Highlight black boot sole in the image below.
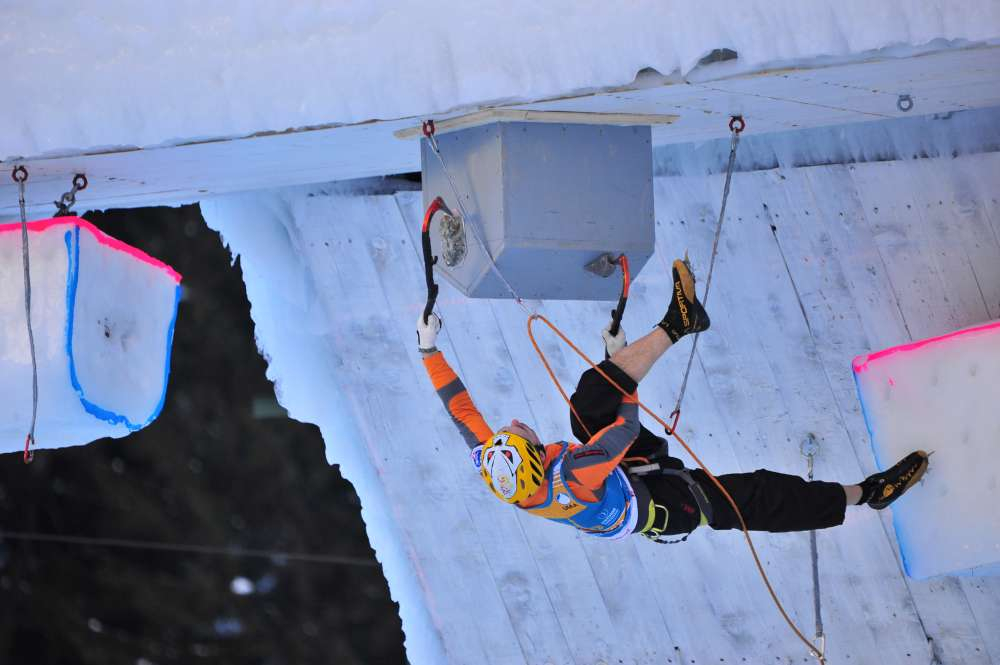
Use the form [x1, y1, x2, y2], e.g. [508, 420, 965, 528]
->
[868, 450, 929, 510]
[671, 259, 710, 335]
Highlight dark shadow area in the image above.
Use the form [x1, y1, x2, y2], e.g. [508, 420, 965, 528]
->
[0, 204, 406, 665]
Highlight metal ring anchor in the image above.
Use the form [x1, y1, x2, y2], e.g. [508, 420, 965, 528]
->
[12, 165, 28, 183]
[54, 173, 89, 217]
[897, 94, 914, 112]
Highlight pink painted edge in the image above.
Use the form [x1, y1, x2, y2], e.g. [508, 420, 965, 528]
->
[0, 216, 182, 284]
[852, 320, 1000, 374]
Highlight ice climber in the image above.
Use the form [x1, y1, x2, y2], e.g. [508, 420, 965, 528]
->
[417, 259, 930, 542]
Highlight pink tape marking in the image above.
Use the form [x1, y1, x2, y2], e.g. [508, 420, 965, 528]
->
[853, 320, 1000, 374]
[0, 216, 182, 283]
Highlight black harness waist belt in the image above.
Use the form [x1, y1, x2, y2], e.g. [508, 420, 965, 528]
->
[657, 468, 714, 525]
[628, 462, 715, 543]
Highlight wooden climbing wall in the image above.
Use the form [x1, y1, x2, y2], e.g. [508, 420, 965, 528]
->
[224, 151, 1000, 664]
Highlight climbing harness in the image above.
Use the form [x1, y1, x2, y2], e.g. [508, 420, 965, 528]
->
[11, 165, 38, 464]
[668, 115, 744, 436]
[629, 461, 714, 544]
[801, 434, 827, 664]
[54, 173, 88, 217]
[420, 113, 823, 662]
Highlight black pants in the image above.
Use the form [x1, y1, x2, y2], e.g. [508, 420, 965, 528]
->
[569, 360, 847, 535]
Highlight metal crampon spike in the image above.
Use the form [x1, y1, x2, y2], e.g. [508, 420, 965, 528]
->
[682, 251, 693, 274]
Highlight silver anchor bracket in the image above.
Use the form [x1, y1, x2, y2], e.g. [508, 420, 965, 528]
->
[584, 253, 618, 278]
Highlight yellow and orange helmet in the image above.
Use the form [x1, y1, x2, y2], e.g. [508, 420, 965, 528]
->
[480, 430, 545, 504]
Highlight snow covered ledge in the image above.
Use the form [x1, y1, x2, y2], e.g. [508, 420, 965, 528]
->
[200, 189, 447, 664]
[4, 5, 1000, 219]
[4, 2, 999, 158]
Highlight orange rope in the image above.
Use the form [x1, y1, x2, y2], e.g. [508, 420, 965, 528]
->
[526, 313, 825, 663]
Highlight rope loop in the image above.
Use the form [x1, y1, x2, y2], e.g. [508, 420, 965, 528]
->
[526, 313, 824, 661]
[422, 119, 436, 138]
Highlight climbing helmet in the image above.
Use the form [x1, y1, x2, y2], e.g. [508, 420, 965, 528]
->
[481, 430, 545, 504]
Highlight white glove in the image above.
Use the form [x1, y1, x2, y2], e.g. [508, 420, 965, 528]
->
[417, 312, 442, 352]
[602, 323, 627, 356]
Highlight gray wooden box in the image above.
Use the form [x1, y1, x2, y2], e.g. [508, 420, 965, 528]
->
[421, 122, 654, 300]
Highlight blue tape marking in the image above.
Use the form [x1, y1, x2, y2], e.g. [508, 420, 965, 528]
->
[896, 519, 915, 578]
[141, 284, 181, 428]
[853, 367, 918, 576]
[64, 228, 83, 394]
[64, 225, 180, 432]
[851, 369, 885, 471]
[64, 227, 130, 428]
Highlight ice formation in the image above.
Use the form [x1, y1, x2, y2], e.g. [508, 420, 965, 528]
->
[854, 321, 1000, 578]
[3, 1, 999, 158]
[0, 217, 181, 453]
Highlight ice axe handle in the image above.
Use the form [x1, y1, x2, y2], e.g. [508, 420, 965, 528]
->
[605, 255, 630, 358]
[421, 197, 449, 324]
[423, 283, 438, 325]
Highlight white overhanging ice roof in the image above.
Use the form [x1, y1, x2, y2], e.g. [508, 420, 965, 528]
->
[2, 1, 1000, 219]
[2, 1, 995, 158]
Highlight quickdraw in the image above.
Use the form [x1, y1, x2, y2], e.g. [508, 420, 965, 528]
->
[54, 173, 88, 217]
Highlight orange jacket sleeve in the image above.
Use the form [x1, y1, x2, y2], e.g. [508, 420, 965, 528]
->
[422, 351, 493, 450]
[560, 391, 640, 494]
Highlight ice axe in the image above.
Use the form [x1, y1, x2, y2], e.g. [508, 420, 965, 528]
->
[421, 196, 452, 324]
[585, 253, 631, 359]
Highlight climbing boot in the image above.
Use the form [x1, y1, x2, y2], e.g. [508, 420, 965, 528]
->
[859, 450, 929, 510]
[657, 259, 710, 343]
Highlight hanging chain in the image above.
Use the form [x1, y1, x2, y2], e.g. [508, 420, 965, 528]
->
[54, 173, 88, 217]
[12, 165, 39, 464]
[670, 116, 744, 425]
[421, 120, 535, 317]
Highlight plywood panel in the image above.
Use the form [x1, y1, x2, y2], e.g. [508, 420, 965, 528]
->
[221, 151, 1000, 664]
